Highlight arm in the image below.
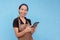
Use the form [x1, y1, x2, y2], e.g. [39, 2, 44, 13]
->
[14, 27, 27, 38]
[13, 18, 27, 37]
[14, 26, 32, 38]
[30, 27, 36, 34]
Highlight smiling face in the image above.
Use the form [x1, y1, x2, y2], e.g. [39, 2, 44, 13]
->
[19, 5, 28, 17]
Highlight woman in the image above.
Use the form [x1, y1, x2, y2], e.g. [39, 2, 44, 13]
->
[13, 4, 36, 40]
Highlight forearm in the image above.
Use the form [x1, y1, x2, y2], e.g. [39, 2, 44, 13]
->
[16, 30, 26, 38]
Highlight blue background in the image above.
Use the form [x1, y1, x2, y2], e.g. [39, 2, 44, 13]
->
[0, 0, 60, 40]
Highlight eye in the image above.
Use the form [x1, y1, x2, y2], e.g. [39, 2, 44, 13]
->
[20, 8, 27, 11]
[21, 9, 24, 10]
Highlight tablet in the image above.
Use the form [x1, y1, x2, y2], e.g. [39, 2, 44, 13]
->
[31, 22, 39, 27]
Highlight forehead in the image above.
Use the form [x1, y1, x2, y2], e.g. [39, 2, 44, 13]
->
[21, 5, 27, 9]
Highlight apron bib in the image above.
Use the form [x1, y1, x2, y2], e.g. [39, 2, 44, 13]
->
[18, 17, 33, 40]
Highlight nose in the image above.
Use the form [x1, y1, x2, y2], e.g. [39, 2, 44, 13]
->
[22, 10, 26, 13]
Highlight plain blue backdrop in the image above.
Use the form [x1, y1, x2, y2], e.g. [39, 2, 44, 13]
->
[0, 0, 60, 40]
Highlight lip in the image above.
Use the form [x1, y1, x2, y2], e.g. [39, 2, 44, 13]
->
[21, 12, 26, 14]
[21, 13, 26, 16]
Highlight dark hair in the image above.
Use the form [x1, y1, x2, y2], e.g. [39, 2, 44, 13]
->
[19, 3, 29, 11]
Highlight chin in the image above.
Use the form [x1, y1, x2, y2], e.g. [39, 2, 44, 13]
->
[22, 15, 25, 17]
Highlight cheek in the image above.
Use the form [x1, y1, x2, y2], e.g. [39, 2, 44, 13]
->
[20, 10, 27, 14]
[19, 9, 22, 12]
[19, 9, 28, 15]
[25, 11, 27, 14]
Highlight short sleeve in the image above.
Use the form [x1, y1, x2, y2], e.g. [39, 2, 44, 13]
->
[13, 18, 18, 28]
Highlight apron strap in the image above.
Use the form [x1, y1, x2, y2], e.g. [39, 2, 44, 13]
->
[18, 16, 30, 32]
[18, 16, 21, 32]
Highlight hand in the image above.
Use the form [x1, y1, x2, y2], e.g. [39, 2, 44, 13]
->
[24, 25, 32, 33]
[30, 27, 36, 34]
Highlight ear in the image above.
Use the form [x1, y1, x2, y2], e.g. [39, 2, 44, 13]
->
[18, 9, 20, 14]
[18, 9, 20, 12]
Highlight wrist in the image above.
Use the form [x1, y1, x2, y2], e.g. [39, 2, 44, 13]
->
[23, 29, 27, 33]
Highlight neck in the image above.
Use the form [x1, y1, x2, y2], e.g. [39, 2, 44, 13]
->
[19, 16, 25, 19]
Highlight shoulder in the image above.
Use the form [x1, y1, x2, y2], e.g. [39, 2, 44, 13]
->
[13, 17, 19, 27]
[25, 17, 31, 22]
[13, 17, 18, 25]
[27, 19, 31, 22]
[13, 17, 18, 22]
[25, 17, 31, 25]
